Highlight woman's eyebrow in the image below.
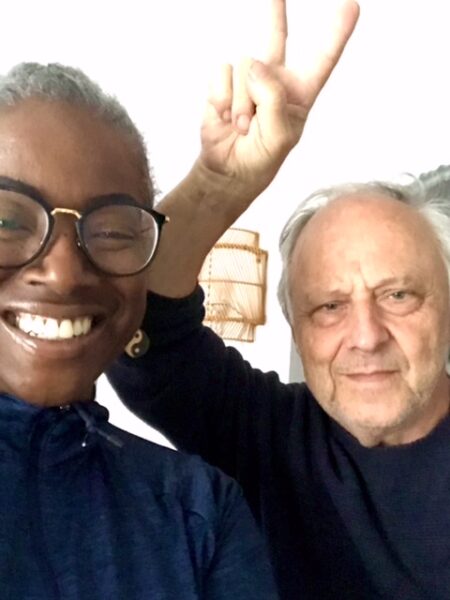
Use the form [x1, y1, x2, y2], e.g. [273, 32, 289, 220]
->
[0, 175, 44, 200]
[0, 179, 141, 210]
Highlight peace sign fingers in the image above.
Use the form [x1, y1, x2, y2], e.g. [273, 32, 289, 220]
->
[265, 0, 288, 66]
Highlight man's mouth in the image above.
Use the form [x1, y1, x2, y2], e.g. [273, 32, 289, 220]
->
[5, 312, 96, 340]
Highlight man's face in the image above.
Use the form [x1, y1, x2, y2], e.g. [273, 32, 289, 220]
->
[0, 99, 149, 407]
[290, 194, 450, 446]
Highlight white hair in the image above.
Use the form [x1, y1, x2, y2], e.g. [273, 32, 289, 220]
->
[277, 175, 450, 327]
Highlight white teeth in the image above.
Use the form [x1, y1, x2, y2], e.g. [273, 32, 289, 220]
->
[18, 313, 34, 335]
[44, 318, 59, 340]
[15, 313, 93, 340]
[81, 317, 91, 335]
[59, 319, 74, 339]
[73, 319, 84, 336]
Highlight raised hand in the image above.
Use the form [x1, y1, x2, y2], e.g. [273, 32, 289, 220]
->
[149, 0, 360, 298]
[200, 0, 360, 198]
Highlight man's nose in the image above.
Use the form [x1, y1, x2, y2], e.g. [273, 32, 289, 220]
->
[345, 300, 390, 352]
[21, 219, 99, 293]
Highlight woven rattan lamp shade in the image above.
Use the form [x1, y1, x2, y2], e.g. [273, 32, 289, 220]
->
[199, 228, 268, 342]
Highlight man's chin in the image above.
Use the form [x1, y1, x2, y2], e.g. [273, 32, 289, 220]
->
[331, 394, 415, 443]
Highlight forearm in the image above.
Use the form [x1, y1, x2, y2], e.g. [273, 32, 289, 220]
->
[108, 287, 262, 474]
[148, 159, 264, 298]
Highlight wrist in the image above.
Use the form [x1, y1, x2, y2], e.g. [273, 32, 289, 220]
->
[178, 158, 262, 220]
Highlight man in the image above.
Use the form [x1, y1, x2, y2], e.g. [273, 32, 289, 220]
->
[0, 62, 278, 599]
[107, 2, 450, 600]
[109, 181, 450, 600]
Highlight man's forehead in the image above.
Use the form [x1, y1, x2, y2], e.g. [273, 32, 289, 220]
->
[295, 193, 437, 254]
[303, 193, 414, 230]
[290, 193, 447, 295]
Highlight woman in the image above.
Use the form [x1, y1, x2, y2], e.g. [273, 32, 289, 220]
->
[0, 63, 277, 599]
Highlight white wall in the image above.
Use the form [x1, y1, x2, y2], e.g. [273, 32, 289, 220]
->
[2, 0, 450, 442]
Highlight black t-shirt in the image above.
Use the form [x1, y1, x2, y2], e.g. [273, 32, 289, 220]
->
[108, 286, 450, 600]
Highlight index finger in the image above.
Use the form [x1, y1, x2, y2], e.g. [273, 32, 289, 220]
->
[265, 0, 288, 65]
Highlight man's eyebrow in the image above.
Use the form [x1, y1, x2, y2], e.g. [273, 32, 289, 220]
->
[301, 289, 349, 305]
[372, 276, 415, 289]
[301, 277, 416, 304]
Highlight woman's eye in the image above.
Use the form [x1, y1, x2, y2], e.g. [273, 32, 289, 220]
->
[96, 230, 135, 240]
[0, 217, 32, 236]
[0, 218, 22, 230]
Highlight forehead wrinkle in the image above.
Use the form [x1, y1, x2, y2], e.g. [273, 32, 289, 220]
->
[300, 267, 412, 308]
[292, 194, 447, 290]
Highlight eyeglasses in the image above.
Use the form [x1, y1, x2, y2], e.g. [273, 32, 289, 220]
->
[0, 178, 168, 276]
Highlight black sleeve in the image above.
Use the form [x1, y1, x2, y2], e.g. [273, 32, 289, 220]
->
[106, 286, 296, 506]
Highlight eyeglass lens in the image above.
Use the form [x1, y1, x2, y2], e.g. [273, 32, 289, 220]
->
[80, 203, 158, 275]
[0, 189, 159, 275]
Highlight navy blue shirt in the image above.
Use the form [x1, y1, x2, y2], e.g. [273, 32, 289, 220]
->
[0, 393, 277, 599]
[108, 287, 450, 600]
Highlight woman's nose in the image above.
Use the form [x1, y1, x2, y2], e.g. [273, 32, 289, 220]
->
[21, 218, 99, 293]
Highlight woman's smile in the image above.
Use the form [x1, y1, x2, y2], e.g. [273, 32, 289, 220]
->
[0, 304, 109, 361]
[10, 312, 93, 340]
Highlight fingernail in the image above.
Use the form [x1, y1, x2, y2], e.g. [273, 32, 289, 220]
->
[249, 60, 265, 80]
[236, 114, 250, 132]
[222, 109, 231, 122]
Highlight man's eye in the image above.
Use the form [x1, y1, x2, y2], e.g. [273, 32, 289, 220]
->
[390, 290, 408, 301]
[311, 301, 346, 327]
[321, 302, 340, 311]
[381, 289, 421, 315]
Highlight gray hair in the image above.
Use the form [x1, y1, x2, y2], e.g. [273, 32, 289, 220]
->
[277, 175, 450, 325]
[0, 62, 154, 202]
[418, 164, 450, 200]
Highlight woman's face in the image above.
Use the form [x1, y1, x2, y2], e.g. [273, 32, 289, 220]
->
[0, 98, 150, 407]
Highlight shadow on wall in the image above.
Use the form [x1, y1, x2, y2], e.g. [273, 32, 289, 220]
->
[289, 340, 305, 383]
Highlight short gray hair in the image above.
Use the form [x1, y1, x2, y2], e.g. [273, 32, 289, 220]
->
[0, 62, 154, 202]
[277, 175, 450, 325]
